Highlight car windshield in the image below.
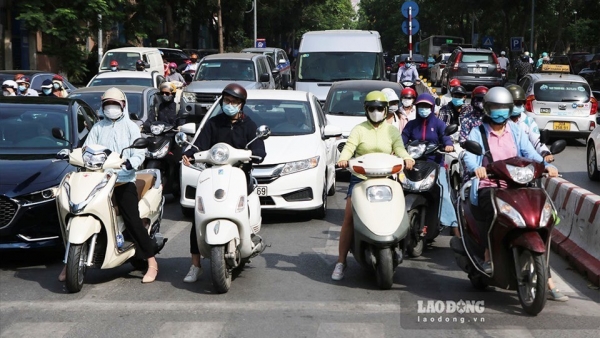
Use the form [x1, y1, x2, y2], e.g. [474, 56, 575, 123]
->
[0, 105, 72, 149]
[400, 54, 426, 62]
[534, 82, 591, 102]
[325, 88, 401, 116]
[196, 60, 256, 81]
[208, 99, 314, 136]
[89, 77, 153, 87]
[461, 53, 494, 63]
[100, 52, 142, 71]
[68, 92, 144, 118]
[297, 52, 383, 82]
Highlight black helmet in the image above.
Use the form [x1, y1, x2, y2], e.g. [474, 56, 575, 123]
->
[506, 84, 526, 102]
[221, 83, 248, 106]
[405, 56, 412, 62]
[451, 85, 467, 96]
[520, 54, 529, 62]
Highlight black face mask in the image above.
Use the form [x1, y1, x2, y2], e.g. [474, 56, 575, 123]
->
[190, 58, 197, 63]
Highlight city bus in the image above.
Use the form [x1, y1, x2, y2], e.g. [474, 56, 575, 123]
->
[419, 35, 465, 58]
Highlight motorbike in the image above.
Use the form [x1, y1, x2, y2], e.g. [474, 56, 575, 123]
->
[450, 139, 566, 316]
[401, 81, 417, 92]
[144, 120, 182, 197]
[182, 69, 196, 85]
[174, 125, 270, 293]
[399, 125, 458, 257]
[347, 153, 409, 290]
[500, 69, 508, 85]
[51, 128, 167, 293]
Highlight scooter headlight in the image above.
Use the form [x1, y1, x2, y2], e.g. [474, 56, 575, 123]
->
[150, 124, 166, 135]
[146, 141, 170, 159]
[407, 144, 426, 159]
[506, 164, 535, 184]
[366, 185, 393, 202]
[539, 198, 554, 227]
[82, 146, 109, 170]
[495, 198, 526, 228]
[399, 171, 436, 191]
[209, 144, 230, 164]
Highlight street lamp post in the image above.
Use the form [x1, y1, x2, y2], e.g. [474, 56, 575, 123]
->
[254, 0, 257, 47]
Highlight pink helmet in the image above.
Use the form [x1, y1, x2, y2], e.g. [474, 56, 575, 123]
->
[168, 62, 177, 68]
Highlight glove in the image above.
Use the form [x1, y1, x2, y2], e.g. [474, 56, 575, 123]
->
[123, 160, 133, 170]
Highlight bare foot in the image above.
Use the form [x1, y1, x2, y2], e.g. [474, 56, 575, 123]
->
[58, 265, 67, 282]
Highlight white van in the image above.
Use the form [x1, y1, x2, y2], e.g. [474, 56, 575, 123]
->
[98, 47, 164, 74]
[293, 30, 386, 103]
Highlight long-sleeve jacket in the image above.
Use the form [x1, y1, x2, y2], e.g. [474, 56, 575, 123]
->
[402, 113, 452, 165]
[396, 65, 419, 83]
[143, 99, 179, 132]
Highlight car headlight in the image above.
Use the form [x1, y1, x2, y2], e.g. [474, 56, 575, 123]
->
[209, 144, 230, 164]
[20, 186, 59, 204]
[399, 171, 436, 191]
[182, 91, 196, 103]
[82, 149, 108, 170]
[280, 156, 320, 175]
[146, 141, 170, 159]
[407, 144, 426, 159]
[539, 198, 554, 227]
[151, 124, 165, 135]
[366, 185, 392, 202]
[506, 164, 535, 184]
[496, 198, 526, 228]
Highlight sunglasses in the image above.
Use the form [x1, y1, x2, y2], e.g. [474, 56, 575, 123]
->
[367, 106, 385, 113]
[161, 92, 172, 96]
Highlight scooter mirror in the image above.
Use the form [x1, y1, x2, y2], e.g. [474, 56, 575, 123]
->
[435, 97, 441, 106]
[464, 140, 484, 155]
[445, 124, 459, 136]
[256, 125, 271, 139]
[52, 127, 66, 140]
[175, 132, 188, 147]
[549, 139, 567, 155]
[130, 138, 149, 149]
[409, 139, 420, 147]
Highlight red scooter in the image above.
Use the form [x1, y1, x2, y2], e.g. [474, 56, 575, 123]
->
[450, 139, 566, 316]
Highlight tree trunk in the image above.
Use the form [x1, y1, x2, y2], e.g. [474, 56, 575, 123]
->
[165, 4, 175, 48]
[218, 0, 224, 53]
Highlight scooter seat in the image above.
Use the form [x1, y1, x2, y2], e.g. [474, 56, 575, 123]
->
[135, 173, 156, 201]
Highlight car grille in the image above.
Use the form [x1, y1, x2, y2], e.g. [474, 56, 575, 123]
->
[259, 196, 275, 206]
[282, 188, 313, 202]
[0, 196, 18, 228]
[337, 142, 346, 153]
[195, 93, 220, 103]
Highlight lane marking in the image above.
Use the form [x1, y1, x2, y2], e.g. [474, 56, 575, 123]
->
[317, 323, 385, 338]
[155, 322, 224, 338]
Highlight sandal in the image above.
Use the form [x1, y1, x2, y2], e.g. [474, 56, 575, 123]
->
[142, 265, 158, 283]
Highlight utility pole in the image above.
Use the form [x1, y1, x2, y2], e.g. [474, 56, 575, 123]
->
[218, 0, 224, 53]
[530, 0, 534, 54]
[254, 0, 257, 47]
[98, 14, 103, 63]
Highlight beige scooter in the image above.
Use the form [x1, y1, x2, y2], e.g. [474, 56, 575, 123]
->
[53, 129, 167, 293]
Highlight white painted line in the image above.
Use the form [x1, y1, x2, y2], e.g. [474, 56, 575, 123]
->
[312, 226, 340, 265]
[317, 323, 385, 338]
[0, 322, 76, 338]
[155, 322, 224, 338]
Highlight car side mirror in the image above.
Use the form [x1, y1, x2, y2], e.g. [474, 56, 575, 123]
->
[144, 62, 150, 68]
[445, 124, 458, 136]
[464, 140, 484, 156]
[259, 73, 270, 82]
[323, 125, 342, 139]
[52, 127, 66, 140]
[271, 68, 280, 76]
[549, 139, 567, 155]
[129, 112, 140, 120]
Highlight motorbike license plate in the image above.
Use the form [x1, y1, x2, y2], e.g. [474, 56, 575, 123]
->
[470, 68, 485, 74]
[553, 122, 570, 131]
[256, 186, 268, 196]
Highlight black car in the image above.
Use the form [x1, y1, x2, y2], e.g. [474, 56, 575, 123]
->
[159, 48, 190, 69]
[391, 53, 429, 79]
[0, 70, 78, 95]
[440, 47, 503, 93]
[0, 97, 98, 250]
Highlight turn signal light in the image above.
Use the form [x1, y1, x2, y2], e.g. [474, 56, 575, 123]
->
[352, 166, 366, 175]
[391, 164, 404, 174]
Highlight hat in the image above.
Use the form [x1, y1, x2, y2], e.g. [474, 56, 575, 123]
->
[169, 62, 177, 68]
[15, 77, 30, 84]
[41, 79, 53, 88]
[415, 93, 435, 106]
[2, 80, 17, 89]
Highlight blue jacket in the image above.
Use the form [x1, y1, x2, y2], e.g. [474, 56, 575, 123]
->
[402, 113, 452, 165]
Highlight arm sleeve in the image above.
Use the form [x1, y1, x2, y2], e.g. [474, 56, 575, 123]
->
[126, 124, 145, 169]
[515, 123, 546, 165]
[401, 122, 410, 145]
[526, 117, 551, 155]
[183, 119, 213, 157]
[396, 69, 403, 83]
[392, 131, 411, 160]
[458, 117, 470, 145]
[339, 127, 360, 161]
[440, 123, 453, 146]
[464, 127, 483, 173]
[83, 125, 100, 146]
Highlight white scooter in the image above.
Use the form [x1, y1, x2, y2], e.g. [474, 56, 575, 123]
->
[347, 153, 410, 290]
[444, 131, 464, 206]
[174, 125, 270, 293]
[52, 128, 167, 293]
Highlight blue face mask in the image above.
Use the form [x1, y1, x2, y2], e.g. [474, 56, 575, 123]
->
[222, 103, 240, 116]
[489, 108, 510, 124]
[451, 97, 464, 106]
[417, 107, 432, 118]
[42, 88, 52, 95]
[511, 105, 524, 117]
[406, 63, 412, 68]
[18, 85, 26, 92]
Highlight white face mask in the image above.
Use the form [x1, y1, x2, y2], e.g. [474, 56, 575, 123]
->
[103, 104, 123, 120]
[368, 110, 385, 123]
[402, 99, 414, 107]
[388, 105, 399, 113]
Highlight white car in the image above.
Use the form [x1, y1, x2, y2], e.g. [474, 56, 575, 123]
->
[429, 53, 451, 86]
[179, 90, 342, 218]
[87, 70, 165, 88]
[587, 122, 600, 180]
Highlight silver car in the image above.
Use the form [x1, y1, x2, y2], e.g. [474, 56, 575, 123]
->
[519, 69, 597, 139]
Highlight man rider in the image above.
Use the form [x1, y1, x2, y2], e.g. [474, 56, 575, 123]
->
[516, 53, 533, 83]
[135, 60, 147, 71]
[439, 85, 471, 126]
[15, 77, 38, 96]
[58, 87, 160, 284]
[396, 56, 420, 85]
[181, 83, 267, 283]
[40, 79, 54, 96]
[497, 51, 510, 72]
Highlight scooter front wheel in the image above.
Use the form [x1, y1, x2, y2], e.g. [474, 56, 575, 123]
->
[375, 248, 394, 290]
[406, 209, 423, 258]
[66, 242, 88, 293]
[515, 250, 547, 316]
[211, 245, 232, 294]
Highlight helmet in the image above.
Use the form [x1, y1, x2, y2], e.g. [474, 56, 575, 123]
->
[381, 88, 399, 102]
[449, 78, 460, 87]
[506, 84, 526, 102]
[521, 54, 529, 61]
[2, 80, 17, 89]
[524, 51, 530, 56]
[451, 85, 467, 96]
[500, 51, 506, 56]
[168, 62, 177, 68]
[414, 93, 435, 106]
[110, 60, 118, 67]
[160, 82, 177, 93]
[101, 87, 126, 110]
[400, 87, 416, 98]
[221, 83, 248, 106]
[542, 52, 548, 57]
[15, 77, 30, 85]
[471, 86, 489, 99]
[483, 87, 514, 119]
[405, 56, 412, 62]
[364, 91, 388, 107]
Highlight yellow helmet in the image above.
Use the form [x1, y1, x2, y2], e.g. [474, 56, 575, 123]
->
[364, 90, 388, 107]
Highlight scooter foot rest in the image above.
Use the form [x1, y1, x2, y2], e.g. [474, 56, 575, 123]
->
[118, 241, 135, 253]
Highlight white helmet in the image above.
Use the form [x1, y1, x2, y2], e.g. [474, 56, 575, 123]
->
[101, 87, 126, 120]
[381, 88, 400, 102]
[500, 51, 506, 56]
[2, 80, 17, 89]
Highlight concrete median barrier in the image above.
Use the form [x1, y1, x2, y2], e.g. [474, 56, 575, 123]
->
[416, 77, 436, 96]
[543, 177, 600, 286]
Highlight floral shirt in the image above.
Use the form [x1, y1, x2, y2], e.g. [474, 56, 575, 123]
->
[438, 103, 473, 126]
[458, 109, 484, 145]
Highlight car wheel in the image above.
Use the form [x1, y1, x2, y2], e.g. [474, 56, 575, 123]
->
[588, 142, 600, 181]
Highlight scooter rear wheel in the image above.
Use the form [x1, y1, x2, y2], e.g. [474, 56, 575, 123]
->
[211, 245, 232, 294]
[516, 250, 547, 316]
[406, 209, 423, 258]
[66, 242, 88, 293]
[375, 248, 394, 290]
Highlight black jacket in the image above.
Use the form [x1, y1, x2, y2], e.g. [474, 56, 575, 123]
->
[184, 113, 266, 164]
[144, 100, 178, 132]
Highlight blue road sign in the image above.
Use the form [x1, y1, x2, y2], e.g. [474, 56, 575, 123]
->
[256, 38, 266, 48]
[401, 19, 420, 35]
[482, 36, 494, 48]
[401, 1, 420, 18]
[510, 37, 524, 52]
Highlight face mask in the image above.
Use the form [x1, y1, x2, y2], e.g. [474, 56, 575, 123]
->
[191, 59, 198, 63]
[405, 63, 412, 68]
[18, 85, 26, 92]
[111, 67, 117, 71]
[42, 88, 52, 95]
[451, 97, 464, 106]
[417, 107, 432, 118]
[222, 103, 240, 116]
[401, 99, 413, 107]
[473, 100, 484, 111]
[368, 110, 385, 123]
[103, 104, 123, 120]
[53, 83, 61, 90]
[489, 108, 510, 124]
[511, 105, 525, 117]
[162, 94, 173, 102]
[388, 105, 399, 113]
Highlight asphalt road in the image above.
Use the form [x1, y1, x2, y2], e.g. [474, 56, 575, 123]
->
[1, 188, 599, 338]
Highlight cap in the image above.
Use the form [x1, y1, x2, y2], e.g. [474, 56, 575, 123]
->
[415, 93, 435, 106]
[41, 79, 53, 88]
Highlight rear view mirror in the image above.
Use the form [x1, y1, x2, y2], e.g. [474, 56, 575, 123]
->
[259, 73, 270, 82]
[549, 139, 567, 155]
[435, 97, 441, 106]
[175, 132, 188, 147]
[256, 125, 271, 139]
[130, 138, 149, 149]
[445, 124, 458, 136]
[464, 140, 483, 156]
[179, 122, 196, 135]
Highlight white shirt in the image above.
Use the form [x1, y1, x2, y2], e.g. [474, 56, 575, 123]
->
[498, 56, 509, 70]
[184, 63, 199, 73]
